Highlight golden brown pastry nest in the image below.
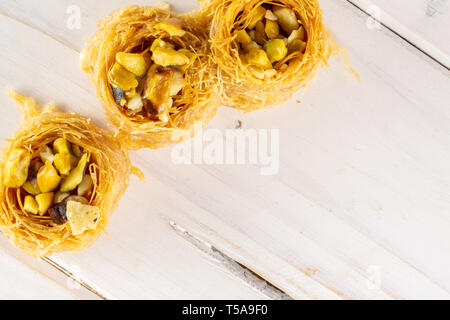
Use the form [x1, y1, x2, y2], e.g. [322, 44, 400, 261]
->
[80, 5, 220, 150]
[0, 90, 134, 257]
[197, 0, 358, 112]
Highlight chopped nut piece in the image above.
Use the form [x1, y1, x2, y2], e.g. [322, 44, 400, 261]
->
[235, 30, 252, 44]
[272, 6, 300, 34]
[127, 92, 144, 113]
[242, 41, 261, 52]
[126, 87, 136, 99]
[53, 138, 71, 155]
[39, 145, 55, 164]
[77, 174, 93, 197]
[66, 201, 100, 235]
[288, 38, 306, 53]
[150, 39, 174, 52]
[265, 20, 280, 39]
[170, 70, 185, 96]
[143, 66, 172, 114]
[24, 195, 39, 215]
[264, 39, 288, 63]
[155, 22, 186, 37]
[37, 161, 61, 193]
[108, 62, 138, 91]
[36, 192, 54, 216]
[54, 153, 72, 176]
[254, 21, 267, 45]
[23, 178, 41, 195]
[64, 195, 88, 205]
[54, 191, 70, 204]
[49, 203, 67, 225]
[116, 52, 149, 76]
[288, 26, 306, 43]
[246, 48, 272, 70]
[53, 139, 78, 168]
[151, 47, 190, 67]
[248, 6, 266, 29]
[265, 10, 278, 21]
[3, 148, 31, 188]
[112, 86, 126, 107]
[177, 49, 197, 73]
[60, 153, 89, 192]
[247, 65, 265, 79]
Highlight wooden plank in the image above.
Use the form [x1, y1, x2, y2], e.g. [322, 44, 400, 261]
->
[0, 0, 449, 299]
[348, 0, 450, 68]
[0, 0, 198, 52]
[0, 236, 99, 299]
[0, 250, 71, 299]
[0, 12, 268, 300]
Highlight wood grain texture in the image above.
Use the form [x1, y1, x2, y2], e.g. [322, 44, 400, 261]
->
[348, 0, 450, 67]
[0, 236, 99, 299]
[0, 10, 267, 300]
[0, 0, 449, 299]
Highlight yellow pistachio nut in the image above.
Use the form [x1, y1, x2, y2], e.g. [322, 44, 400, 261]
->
[265, 20, 280, 39]
[116, 52, 149, 77]
[150, 39, 174, 52]
[108, 62, 139, 91]
[53, 138, 71, 155]
[169, 70, 185, 96]
[54, 190, 70, 204]
[23, 195, 39, 215]
[288, 26, 306, 43]
[248, 6, 266, 29]
[177, 49, 197, 73]
[254, 21, 267, 45]
[3, 148, 31, 188]
[235, 30, 252, 44]
[37, 161, 61, 193]
[54, 153, 72, 176]
[246, 48, 272, 70]
[22, 179, 41, 195]
[39, 145, 55, 164]
[264, 39, 288, 63]
[272, 6, 300, 34]
[60, 153, 89, 193]
[36, 192, 54, 216]
[288, 38, 307, 54]
[143, 66, 172, 114]
[151, 47, 190, 67]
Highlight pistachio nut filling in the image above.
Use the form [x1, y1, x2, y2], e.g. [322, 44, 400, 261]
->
[233, 3, 307, 79]
[3, 138, 99, 235]
[107, 22, 196, 123]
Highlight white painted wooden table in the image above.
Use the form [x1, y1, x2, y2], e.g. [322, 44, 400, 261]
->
[0, 0, 449, 300]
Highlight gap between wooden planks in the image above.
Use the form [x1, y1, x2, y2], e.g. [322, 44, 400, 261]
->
[347, 0, 450, 69]
[0, 236, 100, 299]
[0, 0, 449, 299]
